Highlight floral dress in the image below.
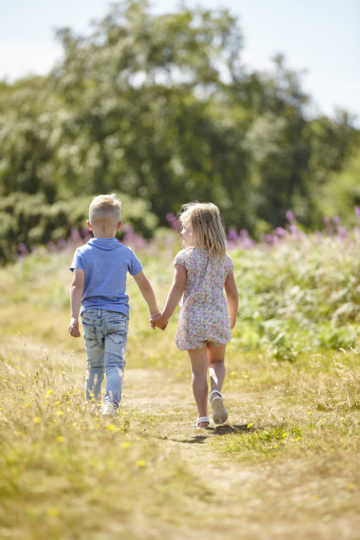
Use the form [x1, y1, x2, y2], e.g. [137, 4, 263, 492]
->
[174, 246, 234, 350]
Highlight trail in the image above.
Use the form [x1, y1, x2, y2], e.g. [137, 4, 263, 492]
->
[121, 368, 359, 540]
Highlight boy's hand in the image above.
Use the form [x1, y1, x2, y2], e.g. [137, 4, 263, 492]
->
[69, 317, 81, 337]
[150, 313, 168, 331]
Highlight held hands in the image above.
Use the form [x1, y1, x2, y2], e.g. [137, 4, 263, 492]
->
[68, 317, 81, 337]
[150, 313, 168, 331]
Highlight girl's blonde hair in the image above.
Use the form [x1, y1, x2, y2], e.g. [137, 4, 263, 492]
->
[179, 201, 226, 258]
[89, 194, 121, 225]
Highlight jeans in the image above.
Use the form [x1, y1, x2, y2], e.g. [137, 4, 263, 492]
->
[81, 309, 128, 408]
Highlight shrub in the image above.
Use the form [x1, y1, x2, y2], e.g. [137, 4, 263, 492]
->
[0, 192, 158, 263]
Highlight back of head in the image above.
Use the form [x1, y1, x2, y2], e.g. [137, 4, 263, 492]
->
[89, 194, 121, 228]
[179, 201, 226, 257]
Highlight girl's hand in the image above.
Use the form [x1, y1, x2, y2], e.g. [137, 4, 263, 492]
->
[150, 313, 168, 330]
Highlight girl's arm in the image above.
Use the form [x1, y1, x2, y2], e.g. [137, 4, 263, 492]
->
[224, 271, 238, 329]
[69, 268, 85, 337]
[153, 264, 186, 328]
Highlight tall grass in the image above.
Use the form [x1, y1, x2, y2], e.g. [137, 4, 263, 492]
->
[0, 236, 359, 538]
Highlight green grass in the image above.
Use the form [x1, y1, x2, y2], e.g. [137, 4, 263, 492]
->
[0, 246, 359, 539]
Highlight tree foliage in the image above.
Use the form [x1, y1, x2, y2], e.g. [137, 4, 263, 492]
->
[0, 0, 359, 256]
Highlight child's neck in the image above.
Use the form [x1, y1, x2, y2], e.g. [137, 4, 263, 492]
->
[92, 227, 117, 239]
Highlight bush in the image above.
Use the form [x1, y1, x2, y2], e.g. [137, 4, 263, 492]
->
[0, 192, 158, 263]
[231, 234, 360, 359]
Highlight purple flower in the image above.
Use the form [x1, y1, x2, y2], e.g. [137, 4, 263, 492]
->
[337, 226, 348, 238]
[17, 243, 28, 254]
[47, 241, 57, 252]
[285, 210, 295, 223]
[69, 227, 81, 243]
[274, 227, 287, 238]
[227, 228, 238, 241]
[57, 238, 66, 249]
[166, 212, 181, 231]
[122, 225, 147, 249]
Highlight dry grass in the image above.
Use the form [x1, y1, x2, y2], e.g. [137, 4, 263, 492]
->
[0, 250, 359, 539]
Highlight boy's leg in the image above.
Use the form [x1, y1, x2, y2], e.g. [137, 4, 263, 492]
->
[82, 318, 105, 403]
[207, 344, 226, 393]
[188, 347, 209, 425]
[104, 313, 128, 409]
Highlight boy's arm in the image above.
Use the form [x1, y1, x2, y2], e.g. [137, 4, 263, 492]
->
[69, 268, 85, 337]
[133, 270, 161, 319]
[152, 264, 186, 328]
[224, 271, 238, 329]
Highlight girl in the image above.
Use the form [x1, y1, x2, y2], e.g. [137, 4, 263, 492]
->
[152, 202, 238, 429]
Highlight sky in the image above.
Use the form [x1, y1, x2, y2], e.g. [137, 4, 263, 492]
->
[1, 0, 359, 124]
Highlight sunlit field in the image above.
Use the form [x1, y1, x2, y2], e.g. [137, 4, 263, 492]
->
[1, 232, 359, 539]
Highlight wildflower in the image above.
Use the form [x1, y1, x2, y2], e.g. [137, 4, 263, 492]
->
[56, 436, 65, 443]
[33, 417, 41, 424]
[282, 433, 288, 438]
[106, 424, 116, 431]
[136, 460, 147, 467]
[247, 423, 253, 429]
[121, 442, 131, 449]
[55, 411, 64, 416]
[48, 507, 59, 517]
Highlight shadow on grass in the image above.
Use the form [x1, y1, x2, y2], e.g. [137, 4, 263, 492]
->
[214, 424, 251, 435]
[160, 424, 253, 445]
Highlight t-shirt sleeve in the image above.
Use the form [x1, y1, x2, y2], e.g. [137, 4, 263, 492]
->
[69, 249, 84, 272]
[128, 250, 143, 276]
[174, 250, 187, 267]
[225, 255, 234, 275]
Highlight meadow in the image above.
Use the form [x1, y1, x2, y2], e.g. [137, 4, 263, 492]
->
[0, 227, 359, 539]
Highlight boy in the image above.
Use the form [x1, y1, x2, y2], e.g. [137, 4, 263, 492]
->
[68, 194, 160, 416]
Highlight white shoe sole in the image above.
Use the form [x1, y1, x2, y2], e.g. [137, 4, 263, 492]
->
[211, 396, 228, 424]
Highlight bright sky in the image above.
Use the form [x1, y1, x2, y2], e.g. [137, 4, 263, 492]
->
[1, 0, 359, 124]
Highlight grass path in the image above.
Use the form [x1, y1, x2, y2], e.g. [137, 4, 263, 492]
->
[120, 365, 360, 540]
[0, 252, 359, 538]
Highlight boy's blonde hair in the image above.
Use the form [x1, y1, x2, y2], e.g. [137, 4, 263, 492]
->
[179, 201, 226, 258]
[89, 194, 121, 226]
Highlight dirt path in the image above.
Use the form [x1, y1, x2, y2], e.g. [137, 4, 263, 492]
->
[121, 368, 360, 540]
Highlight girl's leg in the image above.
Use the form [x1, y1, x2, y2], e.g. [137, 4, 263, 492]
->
[188, 347, 209, 425]
[207, 344, 226, 393]
[207, 344, 228, 424]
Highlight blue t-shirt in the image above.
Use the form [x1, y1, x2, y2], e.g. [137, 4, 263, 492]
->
[70, 238, 142, 317]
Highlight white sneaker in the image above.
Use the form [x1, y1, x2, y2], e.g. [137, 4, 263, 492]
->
[101, 402, 117, 416]
[209, 390, 228, 424]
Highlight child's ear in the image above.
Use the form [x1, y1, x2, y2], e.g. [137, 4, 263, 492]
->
[87, 220, 93, 231]
[116, 221, 122, 232]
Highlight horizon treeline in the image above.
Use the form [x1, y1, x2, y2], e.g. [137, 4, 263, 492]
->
[0, 0, 360, 261]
